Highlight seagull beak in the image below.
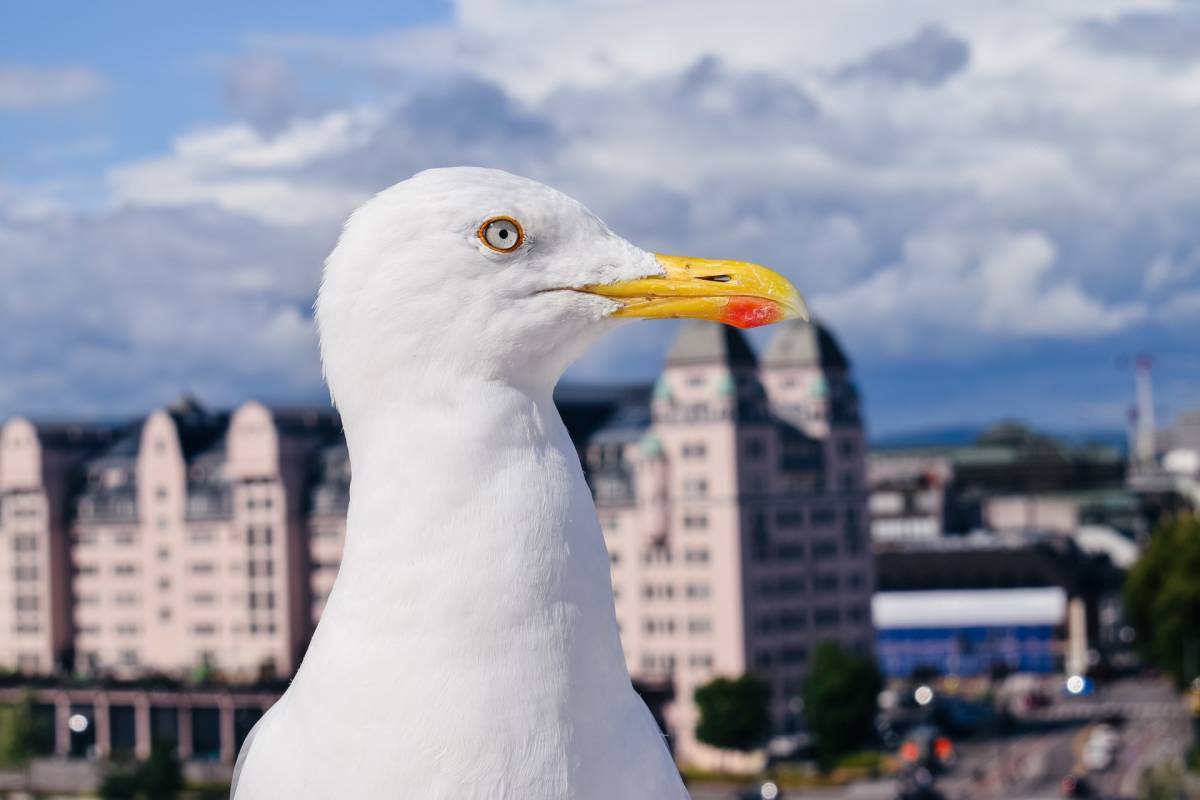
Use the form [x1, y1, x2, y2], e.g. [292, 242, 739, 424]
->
[581, 254, 808, 329]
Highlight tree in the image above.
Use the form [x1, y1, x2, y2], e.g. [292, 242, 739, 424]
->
[0, 694, 41, 768]
[801, 642, 883, 771]
[99, 741, 184, 799]
[693, 674, 771, 754]
[1124, 514, 1200, 688]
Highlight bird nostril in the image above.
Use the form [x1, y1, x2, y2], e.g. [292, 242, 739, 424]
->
[699, 275, 733, 283]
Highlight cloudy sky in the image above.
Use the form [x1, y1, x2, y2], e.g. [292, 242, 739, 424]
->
[3, 0, 1198, 436]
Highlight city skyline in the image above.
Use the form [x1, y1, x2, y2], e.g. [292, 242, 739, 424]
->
[3, 1, 1200, 435]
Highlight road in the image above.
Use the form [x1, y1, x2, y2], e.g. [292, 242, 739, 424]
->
[689, 677, 1193, 800]
[940, 677, 1192, 799]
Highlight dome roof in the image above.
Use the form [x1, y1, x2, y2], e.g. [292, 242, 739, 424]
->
[665, 321, 757, 368]
[762, 320, 849, 370]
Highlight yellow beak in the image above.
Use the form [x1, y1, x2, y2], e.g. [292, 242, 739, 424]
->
[581, 254, 808, 329]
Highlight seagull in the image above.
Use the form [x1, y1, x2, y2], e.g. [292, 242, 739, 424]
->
[231, 167, 806, 799]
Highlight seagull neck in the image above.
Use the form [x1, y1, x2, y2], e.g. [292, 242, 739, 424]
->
[307, 373, 627, 692]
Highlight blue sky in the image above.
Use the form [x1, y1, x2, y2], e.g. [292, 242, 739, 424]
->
[2, 0, 1198, 437]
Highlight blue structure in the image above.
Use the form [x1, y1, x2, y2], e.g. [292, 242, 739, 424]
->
[873, 588, 1067, 678]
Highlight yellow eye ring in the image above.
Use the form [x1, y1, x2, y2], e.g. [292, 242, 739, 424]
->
[478, 216, 525, 253]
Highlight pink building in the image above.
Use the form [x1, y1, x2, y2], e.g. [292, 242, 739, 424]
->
[66, 398, 340, 681]
[0, 419, 118, 674]
[0, 320, 873, 768]
[586, 320, 875, 765]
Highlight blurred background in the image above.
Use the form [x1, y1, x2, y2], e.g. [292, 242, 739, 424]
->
[1, 1, 1198, 798]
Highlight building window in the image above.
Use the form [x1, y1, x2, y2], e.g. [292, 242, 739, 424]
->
[685, 583, 711, 599]
[814, 607, 841, 628]
[14, 596, 38, 611]
[815, 573, 840, 592]
[13, 535, 38, 552]
[684, 548, 710, 564]
[114, 563, 138, 577]
[681, 442, 707, 459]
[120, 650, 139, 667]
[745, 438, 764, 460]
[115, 623, 139, 636]
[688, 653, 714, 670]
[682, 478, 708, 498]
[812, 540, 838, 560]
[189, 562, 215, 575]
[114, 594, 139, 606]
[811, 506, 837, 525]
[751, 512, 769, 561]
[688, 618, 712, 635]
[782, 646, 807, 665]
[15, 565, 40, 581]
[777, 543, 805, 561]
[683, 514, 708, 530]
[193, 623, 217, 636]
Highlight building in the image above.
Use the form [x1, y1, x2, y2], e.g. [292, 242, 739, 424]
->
[874, 586, 1067, 678]
[868, 423, 1130, 540]
[0, 398, 343, 682]
[873, 531, 1126, 678]
[0, 419, 118, 673]
[0, 319, 874, 768]
[583, 320, 875, 764]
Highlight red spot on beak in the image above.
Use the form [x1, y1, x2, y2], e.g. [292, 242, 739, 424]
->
[720, 297, 783, 329]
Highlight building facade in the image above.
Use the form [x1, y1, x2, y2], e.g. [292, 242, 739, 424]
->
[585, 320, 875, 764]
[0, 320, 874, 767]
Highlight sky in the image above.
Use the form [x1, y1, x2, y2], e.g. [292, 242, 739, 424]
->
[2, 0, 1198, 437]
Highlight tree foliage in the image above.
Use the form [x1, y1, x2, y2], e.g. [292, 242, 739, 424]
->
[801, 642, 883, 770]
[99, 741, 184, 799]
[1124, 514, 1200, 688]
[693, 674, 772, 753]
[0, 694, 42, 768]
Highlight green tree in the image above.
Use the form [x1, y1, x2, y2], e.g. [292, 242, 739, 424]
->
[99, 741, 184, 799]
[693, 674, 772, 753]
[0, 694, 41, 768]
[1124, 514, 1200, 688]
[801, 642, 883, 771]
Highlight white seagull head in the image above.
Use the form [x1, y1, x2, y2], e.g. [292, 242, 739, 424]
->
[316, 167, 807, 409]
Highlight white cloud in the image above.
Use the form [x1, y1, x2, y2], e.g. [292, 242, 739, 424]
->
[4, 0, 1199, 422]
[0, 64, 107, 110]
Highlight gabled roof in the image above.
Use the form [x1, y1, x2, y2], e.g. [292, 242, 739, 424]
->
[762, 319, 849, 370]
[665, 321, 757, 368]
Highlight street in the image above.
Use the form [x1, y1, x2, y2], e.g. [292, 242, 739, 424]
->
[689, 677, 1193, 800]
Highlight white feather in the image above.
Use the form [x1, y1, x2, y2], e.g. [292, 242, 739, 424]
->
[232, 168, 686, 799]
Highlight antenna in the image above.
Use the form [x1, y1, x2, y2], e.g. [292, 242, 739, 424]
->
[1134, 354, 1155, 468]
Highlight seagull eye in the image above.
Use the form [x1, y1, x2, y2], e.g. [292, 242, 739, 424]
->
[478, 216, 524, 253]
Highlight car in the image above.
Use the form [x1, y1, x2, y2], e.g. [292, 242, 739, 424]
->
[1081, 740, 1113, 772]
[1061, 773, 1094, 797]
[1088, 724, 1120, 750]
[737, 780, 781, 800]
[897, 725, 955, 772]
